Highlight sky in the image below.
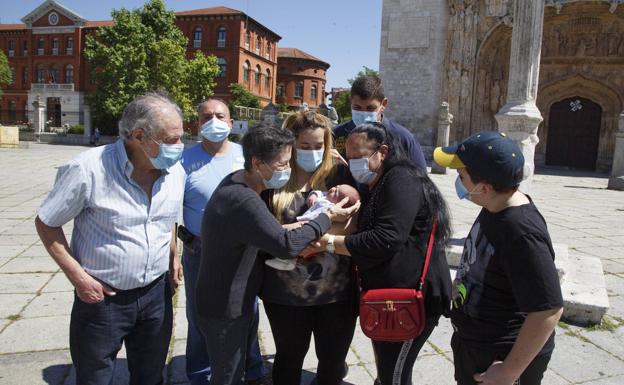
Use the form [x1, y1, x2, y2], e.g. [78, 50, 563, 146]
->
[1, 0, 383, 90]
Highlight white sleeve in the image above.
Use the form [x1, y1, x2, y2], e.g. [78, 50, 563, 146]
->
[37, 161, 89, 227]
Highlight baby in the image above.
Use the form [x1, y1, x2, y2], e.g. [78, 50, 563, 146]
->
[265, 184, 360, 271]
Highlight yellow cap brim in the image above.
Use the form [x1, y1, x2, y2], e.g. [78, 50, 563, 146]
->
[433, 147, 466, 169]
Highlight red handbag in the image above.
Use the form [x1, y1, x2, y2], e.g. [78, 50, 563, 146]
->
[359, 219, 437, 342]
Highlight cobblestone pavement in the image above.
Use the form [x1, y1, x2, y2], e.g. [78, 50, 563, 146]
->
[0, 143, 623, 384]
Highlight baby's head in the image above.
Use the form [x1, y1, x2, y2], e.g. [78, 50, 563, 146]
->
[327, 184, 360, 206]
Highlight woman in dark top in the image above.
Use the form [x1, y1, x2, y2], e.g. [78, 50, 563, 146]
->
[196, 125, 357, 385]
[260, 112, 358, 385]
[308, 122, 453, 385]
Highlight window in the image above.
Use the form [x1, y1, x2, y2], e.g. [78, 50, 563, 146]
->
[36, 64, 45, 83]
[38, 38, 45, 55]
[193, 27, 202, 48]
[311, 84, 318, 101]
[65, 64, 74, 83]
[52, 38, 59, 55]
[50, 64, 59, 83]
[8, 101, 16, 122]
[24, 103, 28, 121]
[295, 81, 303, 98]
[245, 31, 250, 49]
[254, 65, 261, 85]
[217, 58, 226, 78]
[265, 42, 271, 59]
[243, 61, 250, 82]
[9, 68, 15, 85]
[255, 36, 261, 54]
[8, 40, 15, 57]
[276, 83, 284, 97]
[22, 67, 28, 86]
[23, 40, 28, 56]
[217, 27, 226, 48]
[264, 69, 271, 90]
[66, 37, 73, 55]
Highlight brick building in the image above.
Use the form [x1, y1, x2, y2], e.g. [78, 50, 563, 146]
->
[0, 0, 281, 132]
[276, 48, 329, 110]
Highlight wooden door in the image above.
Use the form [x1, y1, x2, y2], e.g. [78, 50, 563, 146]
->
[546, 96, 601, 169]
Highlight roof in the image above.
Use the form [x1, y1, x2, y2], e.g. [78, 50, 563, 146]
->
[175, 6, 242, 16]
[83, 20, 115, 28]
[21, 0, 87, 27]
[278, 48, 330, 68]
[0, 24, 27, 31]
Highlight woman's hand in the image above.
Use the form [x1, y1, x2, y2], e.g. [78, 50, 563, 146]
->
[326, 197, 360, 223]
[282, 221, 307, 230]
[300, 236, 327, 258]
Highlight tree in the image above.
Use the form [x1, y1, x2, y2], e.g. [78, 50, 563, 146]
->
[347, 66, 380, 85]
[333, 91, 351, 123]
[228, 83, 260, 118]
[0, 51, 11, 99]
[84, 0, 220, 132]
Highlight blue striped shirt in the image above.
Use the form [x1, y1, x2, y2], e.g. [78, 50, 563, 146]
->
[37, 139, 185, 290]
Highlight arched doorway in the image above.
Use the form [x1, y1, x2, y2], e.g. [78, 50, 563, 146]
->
[546, 96, 601, 169]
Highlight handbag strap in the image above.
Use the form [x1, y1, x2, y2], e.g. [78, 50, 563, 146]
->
[418, 217, 438, 291]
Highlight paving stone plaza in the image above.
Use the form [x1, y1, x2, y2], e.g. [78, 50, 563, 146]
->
[0, 143, 623, 385]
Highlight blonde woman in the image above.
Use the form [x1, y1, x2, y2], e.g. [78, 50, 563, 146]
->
[260, 112, 357, 385]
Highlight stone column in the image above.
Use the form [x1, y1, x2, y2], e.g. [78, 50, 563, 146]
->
[494, 1, 545, 193]
[32, 94, 45, 142]
[608, 112, 624, 190]
[432, 102, 454, 174]
[83, 105, 92, 138]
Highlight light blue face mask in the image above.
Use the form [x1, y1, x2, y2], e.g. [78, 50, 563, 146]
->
[259, 163, 291, 189]
[200, 117, 231, 142]
[147, 138, 184, 169]
[351, 110, 379, 126]
[296, 148, 324, 173]
[349, 153, 377, 184]
[454, 175, 482, 200]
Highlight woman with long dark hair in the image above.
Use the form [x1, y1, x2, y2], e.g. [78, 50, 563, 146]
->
[307, 122, 453, 385]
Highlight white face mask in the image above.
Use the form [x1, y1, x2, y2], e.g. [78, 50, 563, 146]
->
[349, 151, 378, 184]
[200, 117, 231, 142]
[351, 110, 378, 126]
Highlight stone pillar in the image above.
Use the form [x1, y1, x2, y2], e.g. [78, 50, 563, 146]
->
[83, 105, 92, 138]
[32, 94, 45, 142]
[608, 112, 624, 190]
[432, 102, 454, 174]
[494, 1, 545, 193]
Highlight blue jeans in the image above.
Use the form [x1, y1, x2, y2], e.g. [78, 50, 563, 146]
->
[183, 239, 265, 384]
[69, 274, 172, 385]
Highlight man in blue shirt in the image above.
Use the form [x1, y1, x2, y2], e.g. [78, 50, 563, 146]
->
[180, 98, 265, 385]
[333, 75, 428, 171]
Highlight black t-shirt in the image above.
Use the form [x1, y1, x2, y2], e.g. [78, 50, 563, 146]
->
[450, 199, 563, 354]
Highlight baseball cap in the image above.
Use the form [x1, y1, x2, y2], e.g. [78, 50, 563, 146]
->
[433, 131, 524, 187]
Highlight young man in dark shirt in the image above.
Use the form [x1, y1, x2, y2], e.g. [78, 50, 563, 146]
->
[333, 75, 427, 171]
[434, 131, 564, 385]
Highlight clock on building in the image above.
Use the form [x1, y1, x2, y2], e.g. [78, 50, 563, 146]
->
[48, 12, 59, 26]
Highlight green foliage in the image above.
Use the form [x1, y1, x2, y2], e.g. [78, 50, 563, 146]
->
[276, 103, 290, 113]
[333, 91, 351, 122]
[84, 0, 219, 132]
[228, 83, 261, 116]
[68, 124, 84, 134]
[0, 51, 11, 99]
[347, 66, 380, 85]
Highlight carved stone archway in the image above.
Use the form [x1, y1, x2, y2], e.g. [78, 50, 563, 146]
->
[537, 75, 623, 171]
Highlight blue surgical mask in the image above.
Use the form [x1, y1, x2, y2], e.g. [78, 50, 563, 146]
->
[454, 175, 482, 200]
[147, 139, 184, 169]
[349, 153, 378, 184]
[259, 163, 291, 189]
[296, 149, 324, 172]
[351, 110, 379, 126]
[200, 117, 231, 142]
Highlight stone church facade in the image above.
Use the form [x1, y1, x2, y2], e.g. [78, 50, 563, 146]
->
[380, 0, 624, 172]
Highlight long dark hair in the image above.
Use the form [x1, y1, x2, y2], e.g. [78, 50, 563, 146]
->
[348, 122, 452, 244]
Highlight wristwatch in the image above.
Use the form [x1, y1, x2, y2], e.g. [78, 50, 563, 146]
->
[326, 235, 336, 253]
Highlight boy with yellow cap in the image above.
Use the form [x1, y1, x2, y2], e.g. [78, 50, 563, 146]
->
[434, 131, 563, 385]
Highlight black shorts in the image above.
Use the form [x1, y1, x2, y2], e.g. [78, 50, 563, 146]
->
[451, 333, 551, 385]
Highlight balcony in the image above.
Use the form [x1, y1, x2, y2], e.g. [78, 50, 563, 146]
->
[31, 83, 75, 92]
[217, 39, 225, 48]
[193, 40, 201, 48]
[66, 48, 73, 55]
[52, 48, 59, 55]
[8, 50, 15, 57]
[23, 50, 28, 56]
[37, 48, 44, 56]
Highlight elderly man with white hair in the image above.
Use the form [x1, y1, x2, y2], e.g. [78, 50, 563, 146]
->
[35, 92, 185, 385]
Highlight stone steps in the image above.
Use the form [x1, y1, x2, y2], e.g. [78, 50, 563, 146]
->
[445, 240, 609, 326]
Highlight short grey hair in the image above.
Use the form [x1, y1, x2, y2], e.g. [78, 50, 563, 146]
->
[118, 92, 183, 139]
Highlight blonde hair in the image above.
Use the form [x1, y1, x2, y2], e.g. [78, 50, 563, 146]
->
[272, 111, 335, 223]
